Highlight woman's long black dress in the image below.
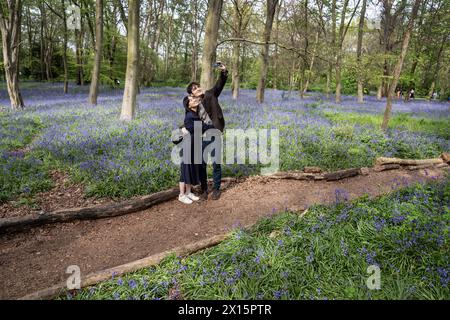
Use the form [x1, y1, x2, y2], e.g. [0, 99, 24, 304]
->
[179, 109, 214, 185]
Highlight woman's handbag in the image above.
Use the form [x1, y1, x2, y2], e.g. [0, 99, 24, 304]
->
[171, 127, 188, 145]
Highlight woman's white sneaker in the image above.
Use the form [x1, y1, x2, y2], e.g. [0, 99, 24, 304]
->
[178, 194, 193, 204]
[186, 193, 200, 201]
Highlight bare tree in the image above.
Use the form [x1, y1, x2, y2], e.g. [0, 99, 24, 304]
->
[229, 0, 253, 100]
[0, 0, 25, 109]
[381, 0, 421, 130]
[200, 0, 224, 90]
[303, 29, 319, 94]
[334, 0, 360, 103]
[379, 0, 407, 98]
[190, 0, 201, 81]
[356, 0, 367, 103]
[427, 33, 447, 100]
[89, 0, 103, 105]
[73, 0, 85, 86]
[42, 0, 70, 93]
[120, 0, 140, 121]
[256, 0, 279, 103]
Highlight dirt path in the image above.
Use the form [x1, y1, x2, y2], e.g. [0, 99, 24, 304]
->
[0, 168, 447, 299]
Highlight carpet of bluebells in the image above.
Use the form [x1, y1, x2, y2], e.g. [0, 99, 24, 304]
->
[0, 82, 449, 203]
[63, 178, 449, 300]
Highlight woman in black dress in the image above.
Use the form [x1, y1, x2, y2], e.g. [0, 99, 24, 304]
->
[179, 98, 214, 204]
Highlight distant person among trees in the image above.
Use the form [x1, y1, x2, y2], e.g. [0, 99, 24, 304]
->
[432, 91, 438, 100]
[396, 87, 402, 99]
[409, 88, 415, 100]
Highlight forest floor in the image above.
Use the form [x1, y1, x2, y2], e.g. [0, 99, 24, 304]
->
[0, 166, 446, 299]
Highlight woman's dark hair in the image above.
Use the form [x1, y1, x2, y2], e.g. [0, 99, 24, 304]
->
[187, 82, 200, 94]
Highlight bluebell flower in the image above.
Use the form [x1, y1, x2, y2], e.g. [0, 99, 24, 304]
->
[128, 280, 137, 289]
[273, 291, 283, 299]
[306, 253, 314, 264]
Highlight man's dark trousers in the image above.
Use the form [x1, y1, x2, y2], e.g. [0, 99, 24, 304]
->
[200, 135, 221, 192]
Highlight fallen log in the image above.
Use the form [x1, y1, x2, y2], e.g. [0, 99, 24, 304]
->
[0, 187, 179, 234]
[376, 157, 443, 166]
[441, 153, 450, 163]
[373, 164, 401, 172]
[268, 172, 319, 181]
[406, 164, 436, 171]
[324, 168, 361, 181]
[303, 167, 322, 174]
[0, 178, 237, 235]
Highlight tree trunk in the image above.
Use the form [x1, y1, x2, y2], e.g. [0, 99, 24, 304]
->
[191, 37, 199, 81]
[62, 0, 69, 94]
[75, 29, 83, 85]
[190, 0, 199, 82]
[39, 2, 46, 81]
[326, 63, 332, 99]
[200, 0, 223, 90]
[120, 0, 140, 121]
[304, 30, 319, 94]
[357, 0, 367, 103]
[335, 54, 342, 103]
[26, 5, 33, 75]
[0, 0, 25, 110]
[89, 0, 103, 105]
[381, 0, 421, 130]
[45, 44, 52, 81]
[288, 58, 296, 98]
[115, 0, 128, 33]
[231, 1, 241, 101]
[75, 1, 85, 87]
[273, 0, 281, 90]
[377, 82, 382, 100]
[256, 0, 279, 103]
[334, 0, 350, 104]
[231, 39, 240, 100]
[164, 8, 174, 80]
[330, 0, 336, 101]
[427, 33, 445, 100]
[298, 62, 305, 99]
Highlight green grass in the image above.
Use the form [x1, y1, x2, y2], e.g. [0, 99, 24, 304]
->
[322, 111, 450, 139]
[63, 177, 450, 300]
[0, 113, 53, 203]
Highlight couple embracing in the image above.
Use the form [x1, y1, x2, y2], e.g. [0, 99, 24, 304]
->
[178, 62, 228, 204]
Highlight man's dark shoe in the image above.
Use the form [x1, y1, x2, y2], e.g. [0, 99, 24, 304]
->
[199, 191, 208, 201]
[211, 189, 221, 200]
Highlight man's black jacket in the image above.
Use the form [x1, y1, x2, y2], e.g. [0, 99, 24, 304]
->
[183, 70, 228, 133]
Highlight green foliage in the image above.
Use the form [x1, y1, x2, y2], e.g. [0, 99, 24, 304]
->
[322, 111, 450, 139]
[0, 114, 53, 203]
[341, 67, 358, 95]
